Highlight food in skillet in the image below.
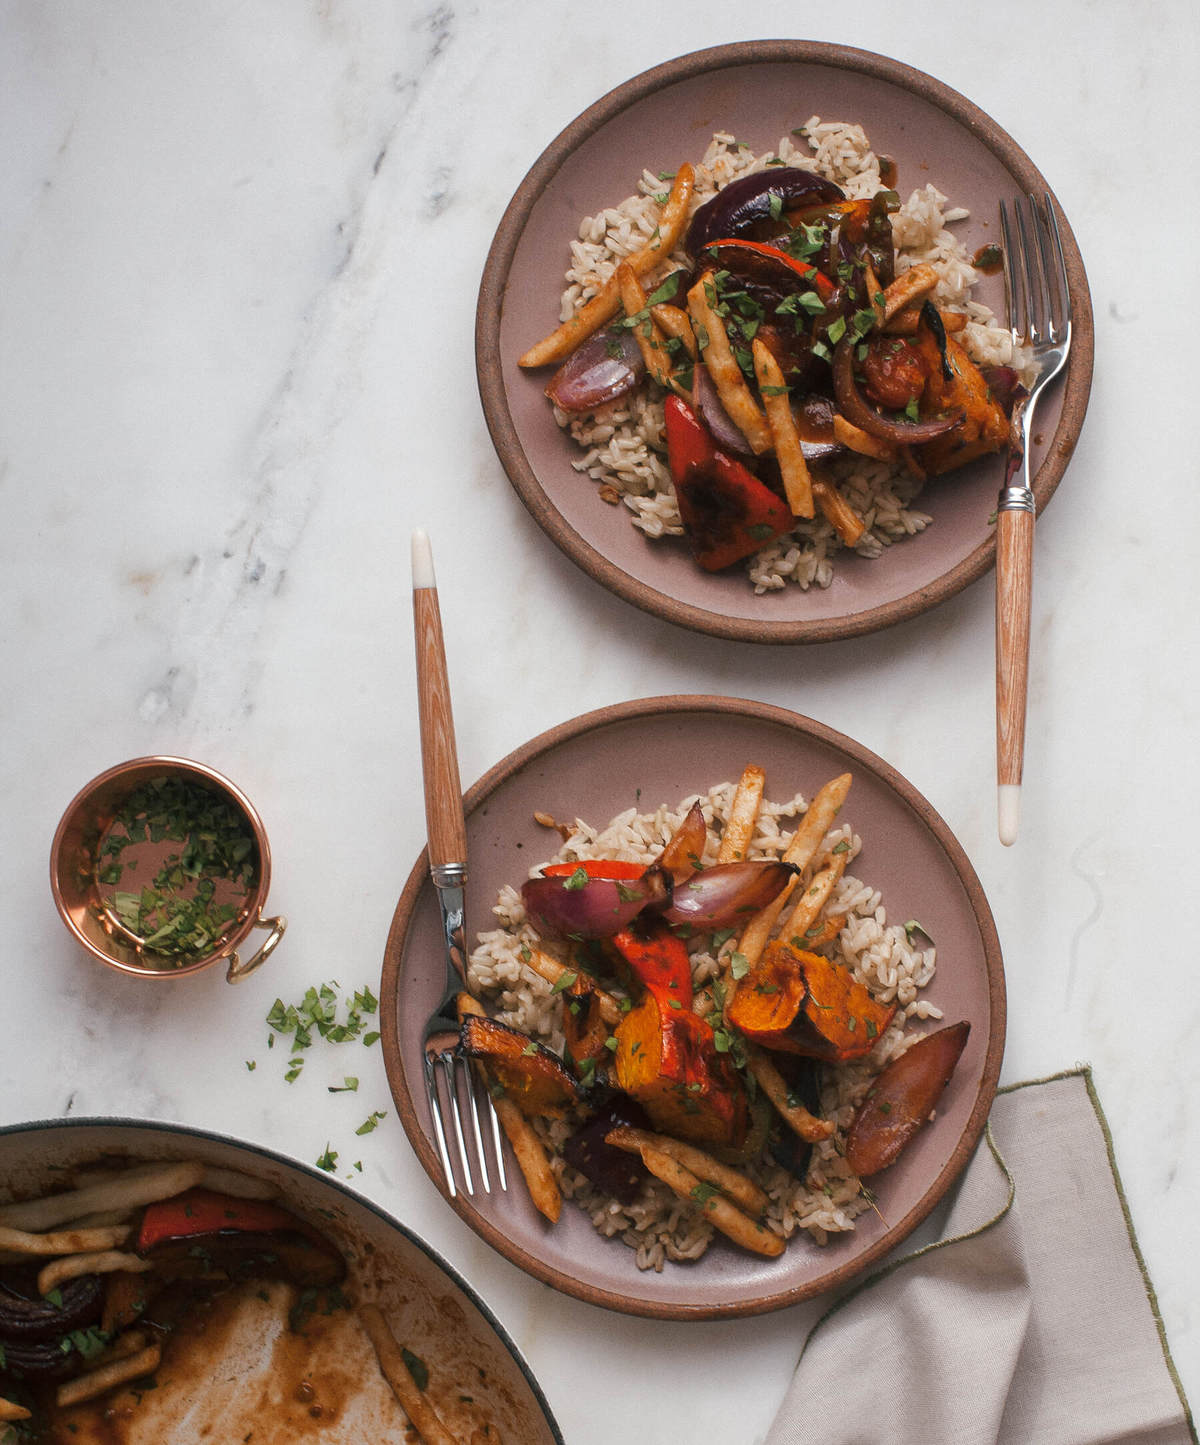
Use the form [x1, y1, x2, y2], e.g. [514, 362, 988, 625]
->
[0, 1163, 485, 1443]
[518, 120, 1027, 590]
[465, 768, 969, 1269]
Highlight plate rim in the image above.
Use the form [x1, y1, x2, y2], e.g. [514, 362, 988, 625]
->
[476, 39, 1094, 644]
[380, 694, 1006, 1319]
[0, 1114, 566, 1443]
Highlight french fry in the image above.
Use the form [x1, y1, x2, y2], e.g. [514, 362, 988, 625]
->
[360, 1304, 456, 1445]
[456, 994, 562, 1223]
[521, 946, 621, 1025]
[54, 1344, 161, 1409]
[196, 1166, 280, 1200]
[812, 477, 867, 547]
[687, 272, 772, 454]
[792, 911, 846, 951]
[93, 1328, 149, 1367]
[862, 258, 886, 326]
[832, 413, 898, 462]
[650, 302, 697, 358]
[0, 1161, 204, 1233]
[609, 1135, 784, 1257]
[746, 1049, 835, 1143]
[518, 163, 695, 368]
[717, 764, 766, 863]
[0, 1222, 130, 1257]
[880, 262, 939, 321]
[606, 1126, 768, 1216]
[779, 847, 850, 941]
[731, 774, 853, 975]
[751, 340, 814, 519]
[37, 1249, 150, 1299]
[884, 306, 967, 336]
[783, 774, 853, 873]
[731, 890, 792, 977]
[616, 263, 673, 389]
[0, 1397, 31, 1423]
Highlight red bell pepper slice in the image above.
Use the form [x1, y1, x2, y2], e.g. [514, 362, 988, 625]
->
[664, 396, 793, 571]
[541, 860, 646, 881]
[137, 1189, 302, 1253]
[611, 917, 694, 1012]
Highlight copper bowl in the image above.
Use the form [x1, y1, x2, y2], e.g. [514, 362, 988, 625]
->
[49, 756, 285, 983]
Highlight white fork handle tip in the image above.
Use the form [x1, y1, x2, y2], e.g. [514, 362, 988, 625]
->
[411, 528, 436, 589]
[998, 784, 1021, 846]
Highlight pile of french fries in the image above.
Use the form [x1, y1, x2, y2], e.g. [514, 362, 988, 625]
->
[519, 157, 966, 548]
[467, 766, 867, 1259]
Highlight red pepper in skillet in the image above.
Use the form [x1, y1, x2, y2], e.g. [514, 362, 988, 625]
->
[136, 1188, 345, 1288]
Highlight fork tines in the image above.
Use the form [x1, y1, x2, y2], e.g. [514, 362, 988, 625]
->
[998, 193, 1071, 349]
[425, 1048, 508, 1199]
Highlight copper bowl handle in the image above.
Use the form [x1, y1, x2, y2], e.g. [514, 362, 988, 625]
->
[224, 913, 287, 984]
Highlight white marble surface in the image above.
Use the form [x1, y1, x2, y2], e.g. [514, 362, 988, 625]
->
[2, 2, 1197, 1439]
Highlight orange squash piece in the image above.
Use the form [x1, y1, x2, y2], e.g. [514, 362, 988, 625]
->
[725, 946, 809, 1052]
[561, 972, 613, 1067]
[613, 993, 747, 1149]
[460, 1016, 580, 1117]
[728, 940, 895, 1062]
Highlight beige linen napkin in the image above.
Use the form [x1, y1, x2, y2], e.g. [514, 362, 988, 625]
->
[766, 1070, 1194, 1445]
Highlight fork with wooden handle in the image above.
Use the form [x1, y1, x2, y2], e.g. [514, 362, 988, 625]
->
[996, 194, 1072, 845]
[412, 528, 506, 1197]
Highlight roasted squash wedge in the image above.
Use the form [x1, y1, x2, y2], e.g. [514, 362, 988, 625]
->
[728, 940, 895, 1062]
[613, 993, 747, 1149]
[460, 1015, 580, 1116]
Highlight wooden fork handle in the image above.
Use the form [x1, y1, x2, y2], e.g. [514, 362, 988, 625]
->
[414, 584, 468, 871]
[995, 504, 1034, 791]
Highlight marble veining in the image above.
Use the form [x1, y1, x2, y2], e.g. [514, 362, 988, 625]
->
[3, 2, 1198, 1440]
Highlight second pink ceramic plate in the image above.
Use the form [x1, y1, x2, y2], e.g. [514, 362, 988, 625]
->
[477, 41, 1093, 643]
[381, 696, 1005, 1319]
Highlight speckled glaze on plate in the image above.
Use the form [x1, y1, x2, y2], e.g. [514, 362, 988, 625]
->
[0, 1118, 564, 1443]
[476, 41, 1093, 643]
[381, 696, 1005, 1319]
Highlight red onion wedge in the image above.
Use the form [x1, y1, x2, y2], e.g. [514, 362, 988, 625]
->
[545, 326, 644, 412]
[660, 860, 796, 931]
[657, 800, 708, 882]
[692, 364, 753, 455]
[521, 864, 671, 941]
[685, 168, 844, 256]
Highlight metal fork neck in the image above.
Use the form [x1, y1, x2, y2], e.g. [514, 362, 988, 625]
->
[997, 486, 1036, 514]
[431, 862, 467, 887]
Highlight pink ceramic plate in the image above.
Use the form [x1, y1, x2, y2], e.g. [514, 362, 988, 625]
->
[381, 697, 1005, 1319]
[477, 41, 1093, 643]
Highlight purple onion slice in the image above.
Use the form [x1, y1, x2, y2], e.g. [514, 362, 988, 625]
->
[660, 860, 796, 931]
[545, 326, 644, 412]
[521, 865, 671, 941]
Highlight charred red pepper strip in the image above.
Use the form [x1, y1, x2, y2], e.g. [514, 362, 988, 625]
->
[541, 860, 646, 881]
[664, 395, 793, 571]
[699, 237, 836, 303]
[611, 918, 694, 1012]
[136, 1189, 301, 1253]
